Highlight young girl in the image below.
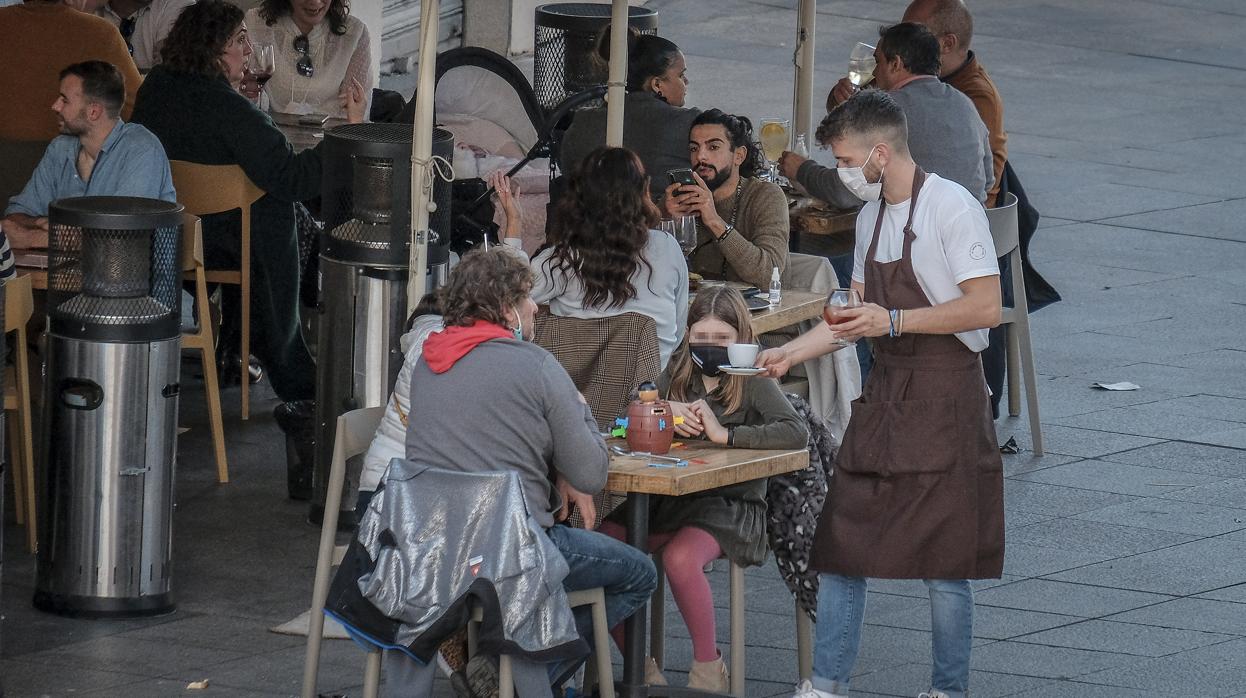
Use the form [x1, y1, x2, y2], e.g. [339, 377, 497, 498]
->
[600, 285, 808, 690]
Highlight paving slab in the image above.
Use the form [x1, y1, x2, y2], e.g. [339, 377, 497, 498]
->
[1020, 425, 1164, 459]
[1102, 440, 1246, 477]
[1154, 477, 1246, 510]
[1004, 479, 1141, 517]
[1001, 541, 1114, 578]
[968, 640, 1141, 680]
[1072, 497, 1246, 536]
[1048, 402, 1246, 443]
[1103, 198, 1246, 243]
[1012, 619, 1236, 657]
[1007, 681, 1161, 697]
[1046, 537, 1246, 596]
[1010, 458, 1222, 497]
[1004, 516, 1199, 557]
[1107, 597, 1246, 636]
[1077, 637, 1246, 696]
[1196, 583, 1246, 604]
[973, 579, 1174, 618]
[0, 658, 150, 695]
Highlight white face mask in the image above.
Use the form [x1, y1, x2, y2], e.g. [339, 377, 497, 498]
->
[837, 146, 884, 201]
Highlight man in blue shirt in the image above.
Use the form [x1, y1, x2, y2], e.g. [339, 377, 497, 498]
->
[2, 60, 175, 250]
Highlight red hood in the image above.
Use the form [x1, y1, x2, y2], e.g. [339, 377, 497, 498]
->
[422, 320, 513, 373]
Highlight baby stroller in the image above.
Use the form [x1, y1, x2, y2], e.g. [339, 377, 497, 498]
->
[399, 47, 604, 255]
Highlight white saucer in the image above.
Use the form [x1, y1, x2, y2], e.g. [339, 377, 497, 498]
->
[718, 365, 765, 376]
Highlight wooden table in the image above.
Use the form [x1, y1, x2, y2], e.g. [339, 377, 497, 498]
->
[608, 439, 809, 698]
[788, 193, 858, 257]
[271, 112, 348, 153]
[748, 289, 825, 335]
[13, 251, 47, 291]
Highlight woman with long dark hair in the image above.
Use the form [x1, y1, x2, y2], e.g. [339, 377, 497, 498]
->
[534, 146, 689, 366]
[559, 28, 701, 199]
[245, 0, 371, 118]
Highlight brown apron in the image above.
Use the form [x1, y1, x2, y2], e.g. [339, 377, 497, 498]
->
[810, 167, 1004, 580]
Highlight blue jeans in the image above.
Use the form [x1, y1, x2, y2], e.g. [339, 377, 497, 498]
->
[546, 524, 657, 682]
[812, 574, 973, 698]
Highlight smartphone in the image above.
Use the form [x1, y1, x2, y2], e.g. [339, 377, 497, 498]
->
[298, 113, 330, 126]
[667, 168, 698, 187]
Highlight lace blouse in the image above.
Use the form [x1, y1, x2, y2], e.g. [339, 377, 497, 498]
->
[244, 8, 373, 118]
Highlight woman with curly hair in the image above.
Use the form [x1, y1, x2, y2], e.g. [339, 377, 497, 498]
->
[533, 146, 689, 366]
[244, 0, 372, 118]
[130, 0, 364, 495]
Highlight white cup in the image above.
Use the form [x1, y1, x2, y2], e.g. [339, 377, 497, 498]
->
[728, 343, 759, 367]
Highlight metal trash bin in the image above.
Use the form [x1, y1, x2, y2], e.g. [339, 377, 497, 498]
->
[310, 124, 453, 526]
[533, 3, 658, 111]
[33, 196, 183, 618]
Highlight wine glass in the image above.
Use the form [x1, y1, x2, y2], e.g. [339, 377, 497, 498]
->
[674, 215, 698, 256]
[249, 42, 276, 91]
[823, 288, 862, 347]
[658, 219, 676, 236]
[847, 42, 876, 89]
[758, 118, 789, 183]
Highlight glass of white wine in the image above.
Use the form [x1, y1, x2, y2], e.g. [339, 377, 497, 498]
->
[759, 118, 789, 184]
[848, 42, 877, 90]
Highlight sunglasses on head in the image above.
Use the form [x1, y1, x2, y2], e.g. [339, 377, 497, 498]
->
[293, 35, 313, 77]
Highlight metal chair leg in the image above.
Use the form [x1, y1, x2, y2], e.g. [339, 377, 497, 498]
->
[362, 648, 382, 698]
[796, 600, 813, 681]
[729, 561, 746, 697]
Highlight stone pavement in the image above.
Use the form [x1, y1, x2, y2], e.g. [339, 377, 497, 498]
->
[4, 0, 1246, 696]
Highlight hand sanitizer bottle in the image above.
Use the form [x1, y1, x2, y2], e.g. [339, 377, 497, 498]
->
[769, 266, 782, 307]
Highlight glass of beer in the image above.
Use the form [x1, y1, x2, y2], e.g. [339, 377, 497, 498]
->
[823, 288, 862, 346]
[759, 118, 789, 183]
[847, 42, 876, 89]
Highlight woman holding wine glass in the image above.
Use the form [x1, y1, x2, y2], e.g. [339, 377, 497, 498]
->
[244, 0, 371, 119]
[531, 146, 689, 367]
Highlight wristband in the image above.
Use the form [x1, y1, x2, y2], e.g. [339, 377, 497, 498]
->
[888, 309, 898, 337]
[716, 224, 735, 241]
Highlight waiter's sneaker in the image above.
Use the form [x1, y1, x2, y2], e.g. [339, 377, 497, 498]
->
[792, 679, 844, 698]
[918, 691, 951, 698]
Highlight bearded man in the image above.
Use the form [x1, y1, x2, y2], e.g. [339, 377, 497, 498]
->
[663, 109, 790, 289]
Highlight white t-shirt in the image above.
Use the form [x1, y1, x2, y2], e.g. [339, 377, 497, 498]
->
[531, 229, 689, 367]
[851, 173, 999, 352]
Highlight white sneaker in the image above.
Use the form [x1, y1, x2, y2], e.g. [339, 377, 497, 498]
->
[918, 691, 951, 698]
[792, 679, 845, 698]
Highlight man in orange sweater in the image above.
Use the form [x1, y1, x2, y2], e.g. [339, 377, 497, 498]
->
[826, 0, 1007, 207]
[0, 0, 142, 142]
[902, 0, 1006, 207]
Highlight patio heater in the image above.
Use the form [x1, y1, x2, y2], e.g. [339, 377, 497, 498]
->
[533, 3, 658, 112]
[34, 196, 183, 618]
[311, 123, 453, 525]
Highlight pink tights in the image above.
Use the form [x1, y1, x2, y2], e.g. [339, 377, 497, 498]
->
[599, 521, 722, 662]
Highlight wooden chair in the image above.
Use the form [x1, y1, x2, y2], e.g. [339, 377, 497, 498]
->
[986, 192, 1043, 455]
[533, 310, 661, 525]
[169, 161, 264, 420]
[4, 275, 37, 552]
[180, 214, 228, 482]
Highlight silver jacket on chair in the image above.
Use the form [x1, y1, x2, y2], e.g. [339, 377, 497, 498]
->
[331, 458, 585, 663]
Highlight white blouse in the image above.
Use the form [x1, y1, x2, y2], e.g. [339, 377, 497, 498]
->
[244, 8, 373, 119]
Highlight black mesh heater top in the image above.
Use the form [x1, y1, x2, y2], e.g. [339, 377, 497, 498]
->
[533, 3, 658, 111]
[321, 123, 454, 269]
[47, 197, 184, 342]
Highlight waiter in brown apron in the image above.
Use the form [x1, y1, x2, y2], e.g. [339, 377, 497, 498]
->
[758, 91, 1004, 698]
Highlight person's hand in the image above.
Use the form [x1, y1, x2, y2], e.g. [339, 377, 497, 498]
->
[690, 400, 728, 444]
[778, 151, 807, 181]
[2, 217, 49, 249]
[827, 77, 857, 111]
[830, 302, 891, 338]
[341, 78, 367, 124]
[487, 170, 523, 239]
[668, 400, 703, 437]
[556, 476, 597, 529]
[238, 69, 262, 101]
[669, 171, 723, 229]
[756, 346, 794, 379]
[662, 181, 694, 218]
[33, 217, 49, 231]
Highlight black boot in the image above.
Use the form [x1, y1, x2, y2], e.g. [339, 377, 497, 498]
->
[274, 399, 315, 500]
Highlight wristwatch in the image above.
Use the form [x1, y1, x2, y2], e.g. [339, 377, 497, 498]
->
[716, 224, 735, 242]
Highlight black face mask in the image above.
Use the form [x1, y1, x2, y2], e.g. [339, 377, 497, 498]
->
[689, 344, 729, 377]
